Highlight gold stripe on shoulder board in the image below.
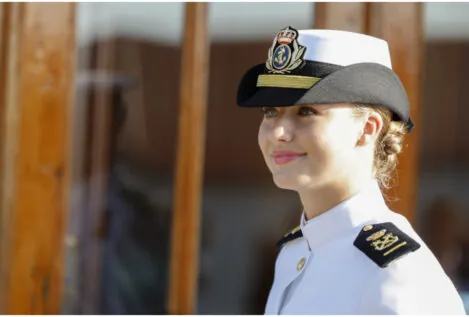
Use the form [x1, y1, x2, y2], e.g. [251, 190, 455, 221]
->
[285, 225, 301, 237]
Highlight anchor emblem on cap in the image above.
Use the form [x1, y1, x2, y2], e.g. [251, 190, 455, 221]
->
[266, 26, 306, 74]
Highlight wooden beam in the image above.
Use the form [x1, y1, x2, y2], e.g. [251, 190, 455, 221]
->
[314, 2, 367, 33]
[366, 3, 423, 223]
[167, 2, 210, 314]
[0, 2, 12, 213]
[0, 3, 76, 314]
[0, 2, 18, 312]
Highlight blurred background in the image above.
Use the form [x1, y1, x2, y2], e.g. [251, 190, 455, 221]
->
[1, 2, 469, 315]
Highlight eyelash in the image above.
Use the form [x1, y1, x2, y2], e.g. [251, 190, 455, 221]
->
[298, 106, 318, 116]
[262, 107, 278, 118]
[262, 106, 317, 118]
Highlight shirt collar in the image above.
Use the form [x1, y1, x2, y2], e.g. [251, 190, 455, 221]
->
[300, 180, 389, 251]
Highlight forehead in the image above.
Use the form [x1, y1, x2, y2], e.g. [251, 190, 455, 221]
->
[313, 103, 355, 111]
[270, 103, 355, 112]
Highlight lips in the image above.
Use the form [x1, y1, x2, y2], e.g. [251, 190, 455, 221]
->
[272, 150, 306, 165]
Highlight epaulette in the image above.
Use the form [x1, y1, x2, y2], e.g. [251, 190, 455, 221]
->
[276, 225, 303, 248]
[354, 222, 421, 268]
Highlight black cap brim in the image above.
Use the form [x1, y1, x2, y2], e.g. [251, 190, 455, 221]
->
[237, 62, 413, 132]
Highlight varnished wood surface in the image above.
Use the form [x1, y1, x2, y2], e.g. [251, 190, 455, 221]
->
[0, 3, 76, 314]
[167, 2, 210, 314]
[315, 2, 367, 33]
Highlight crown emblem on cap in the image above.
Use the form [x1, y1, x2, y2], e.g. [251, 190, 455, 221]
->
[266, 26, 306, 74]
[277, 28, 297, 45]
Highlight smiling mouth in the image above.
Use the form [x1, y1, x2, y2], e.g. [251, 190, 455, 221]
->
[272, 153, 307, 165]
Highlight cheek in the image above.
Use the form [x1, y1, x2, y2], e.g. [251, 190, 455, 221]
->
[324, 119, 359, 153]
[298, 124, 329, 158]
[304, 119, 354, 161]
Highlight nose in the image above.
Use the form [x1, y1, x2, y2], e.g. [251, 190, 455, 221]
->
[272, 121, 293, 142]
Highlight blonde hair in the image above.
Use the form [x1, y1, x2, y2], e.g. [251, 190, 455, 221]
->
[353, 104, 408, 190]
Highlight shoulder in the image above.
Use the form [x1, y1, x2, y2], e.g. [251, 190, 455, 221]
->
[354, 215, 466, 314]
[353, 220, 421, 268]
[353, 211, 449, 273]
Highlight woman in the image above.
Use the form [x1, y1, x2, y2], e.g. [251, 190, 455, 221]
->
[237, 27, 466, 314]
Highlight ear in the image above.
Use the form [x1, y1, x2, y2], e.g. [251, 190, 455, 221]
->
[357, 112, 383, 147]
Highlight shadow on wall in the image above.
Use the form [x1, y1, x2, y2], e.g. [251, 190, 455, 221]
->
[99, 159, 301, 314]
[419, 195, 469, 292]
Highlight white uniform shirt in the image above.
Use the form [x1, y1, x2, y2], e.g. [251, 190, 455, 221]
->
[265, 181, 466, 315]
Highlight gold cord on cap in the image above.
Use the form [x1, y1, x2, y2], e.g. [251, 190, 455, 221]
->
[257, 74, 321, 89]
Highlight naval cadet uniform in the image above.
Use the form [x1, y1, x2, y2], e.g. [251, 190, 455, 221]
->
[266, 181, 466, 314]
[236, 26, 466, 314]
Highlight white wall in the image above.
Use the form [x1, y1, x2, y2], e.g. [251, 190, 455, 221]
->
[77, 2, 469, 46]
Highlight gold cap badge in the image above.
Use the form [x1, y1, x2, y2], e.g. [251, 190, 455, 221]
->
[265, 26, 306, 74]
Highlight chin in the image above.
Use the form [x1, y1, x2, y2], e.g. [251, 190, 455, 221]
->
[272, 172, 316, 191]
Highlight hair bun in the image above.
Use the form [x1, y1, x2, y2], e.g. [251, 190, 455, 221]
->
[382, 122, 406, 156]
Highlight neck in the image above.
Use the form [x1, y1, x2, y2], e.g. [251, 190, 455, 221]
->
[299, 174, 375, 221]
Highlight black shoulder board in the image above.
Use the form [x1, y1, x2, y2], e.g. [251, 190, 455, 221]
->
[276, 225, 303, 248]
[354, 222, 421, 268]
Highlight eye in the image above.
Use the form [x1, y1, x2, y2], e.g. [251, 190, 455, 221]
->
[262, 107, 278, 118]
[298, 106, 317, 117]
